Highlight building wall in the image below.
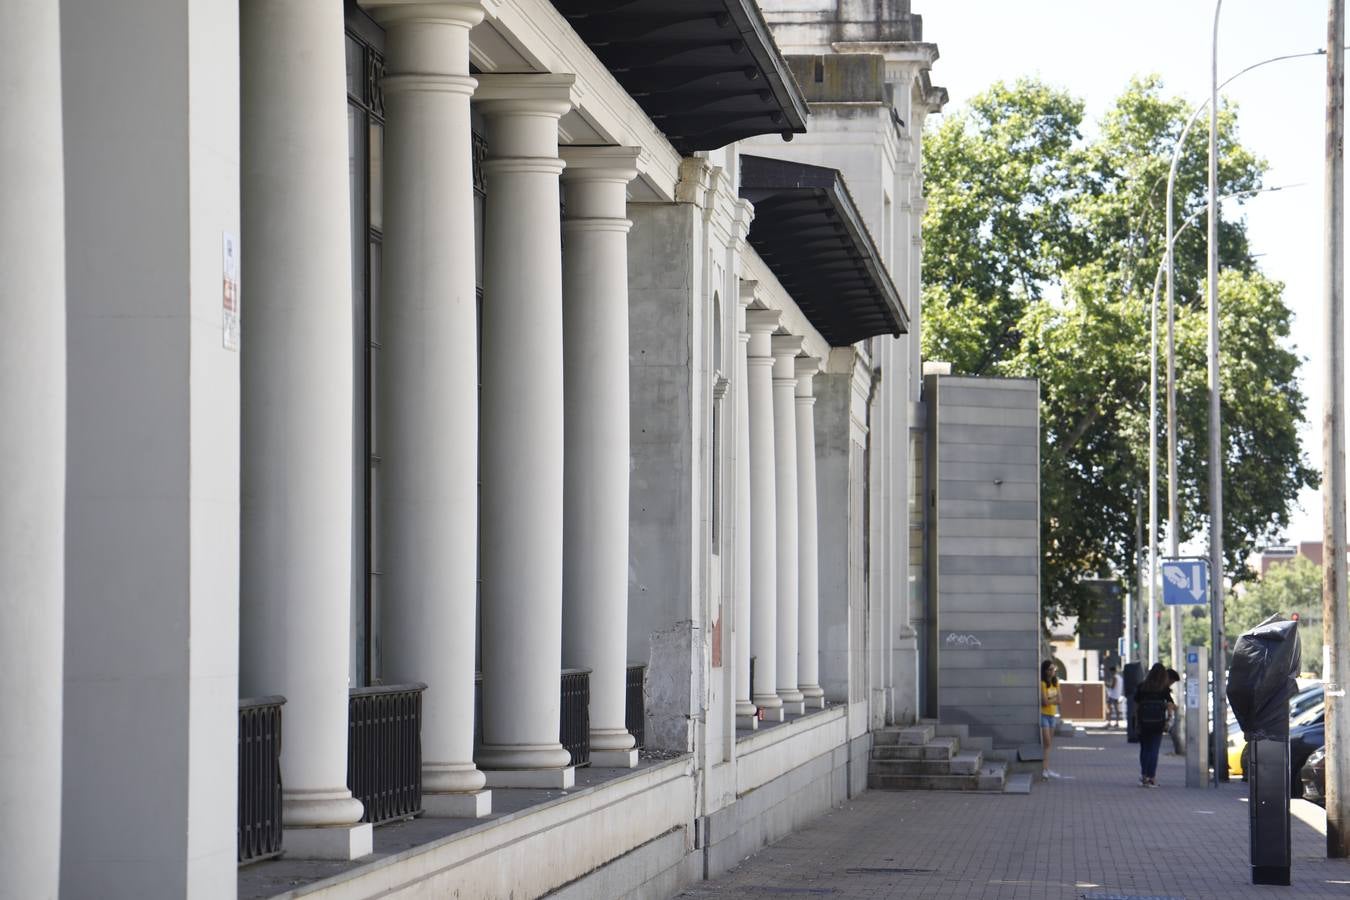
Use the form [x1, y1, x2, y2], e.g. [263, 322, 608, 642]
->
[59, 0, 241, 895]
[927, 376, 1041, 748]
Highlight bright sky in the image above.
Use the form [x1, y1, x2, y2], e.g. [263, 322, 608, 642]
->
[920, 0, 1332, 545]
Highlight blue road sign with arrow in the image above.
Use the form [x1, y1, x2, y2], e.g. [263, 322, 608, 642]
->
[1161, 557, 1209, 606]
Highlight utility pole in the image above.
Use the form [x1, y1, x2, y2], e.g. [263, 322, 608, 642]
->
[1206, 0, 1229, 783]
[1324, 0, 1350, 859]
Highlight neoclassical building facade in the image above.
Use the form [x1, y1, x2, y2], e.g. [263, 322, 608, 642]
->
[1, 1, 948, 897]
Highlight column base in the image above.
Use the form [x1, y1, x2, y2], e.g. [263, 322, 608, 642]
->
[736, 713, 760, 731]
[735, 700, 757, 718]
[422, 790, 492, 818]
[780, 699, 806, 716]
[283, 823, 373, 861]
[758, 706, 785, 722]
[801, 685, 826, 709]
[483, 766, 575, 789]
[590, 748, 639, 768]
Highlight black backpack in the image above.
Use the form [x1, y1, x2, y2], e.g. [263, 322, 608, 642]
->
[1138, 697, 1167, 726]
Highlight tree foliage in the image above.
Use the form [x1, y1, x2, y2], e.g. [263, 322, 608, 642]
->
[922, 76, 1317, 624]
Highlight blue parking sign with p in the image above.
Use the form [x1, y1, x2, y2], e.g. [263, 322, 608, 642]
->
[1161, 558, 1209, 606]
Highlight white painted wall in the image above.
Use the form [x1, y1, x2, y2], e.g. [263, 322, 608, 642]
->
[60, 0, 240, 894]
[0, 2, 66, 896]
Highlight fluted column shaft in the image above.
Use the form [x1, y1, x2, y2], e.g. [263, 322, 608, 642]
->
[561, 146, 640, 768]
[0, 1, 65, 892]
[476, 75, 576, 782]
[240, 0, 367, 854]
[746, 310, 783, 718]
[362, 0, 489, 815]
[734, 288, 756, 723]
[796, 357, 824, 708]
[772, 335, 805, 713]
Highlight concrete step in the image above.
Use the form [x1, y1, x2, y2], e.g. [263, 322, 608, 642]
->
[894, 725, 936, 746]
[976, 760, 1009, 791]
[868, 773, 986, 791]
[949, 751, 983, 776]
[962, 735, 994, 753]
[1003, 772, 1034, 794]
[871, 728, 904, 746]
[868, 758, 970, 778]
[933, 723, 969, 741]
[871, 736, 960, 762]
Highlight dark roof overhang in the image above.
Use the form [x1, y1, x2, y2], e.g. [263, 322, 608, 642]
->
[739, 154, 907, 346]
[550, 0, 809, 155]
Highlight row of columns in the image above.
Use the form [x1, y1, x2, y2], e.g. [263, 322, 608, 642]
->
[238, 0, 639, 859]
[737, 307, 825, 727]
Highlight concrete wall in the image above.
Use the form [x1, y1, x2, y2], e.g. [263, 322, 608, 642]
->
[628, 201, 700, 752]
[927, 376, 1040, 748]
[60, 1, 240, 897]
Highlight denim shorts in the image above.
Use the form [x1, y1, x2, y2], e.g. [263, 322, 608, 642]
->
[1040, 714, 1056, 728]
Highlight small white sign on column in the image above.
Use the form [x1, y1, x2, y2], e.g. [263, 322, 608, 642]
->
[223, 231, 240, 351]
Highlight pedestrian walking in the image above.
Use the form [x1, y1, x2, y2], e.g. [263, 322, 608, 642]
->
[1040, 659, 1062, 780]
[1106, 666, 1124, 727]
[1134, 662, 1176, 786]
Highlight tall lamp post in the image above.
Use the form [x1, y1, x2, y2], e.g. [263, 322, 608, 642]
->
[1206, 0, 1229, 786]
[1152, 39, 1326, 784]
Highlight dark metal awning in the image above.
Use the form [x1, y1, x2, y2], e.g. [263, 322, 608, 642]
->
[739, 155, 907, 346]
[550, 0, 809, 155]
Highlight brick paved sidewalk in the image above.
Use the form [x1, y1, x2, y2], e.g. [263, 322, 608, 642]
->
[677, 726, 1350, 899]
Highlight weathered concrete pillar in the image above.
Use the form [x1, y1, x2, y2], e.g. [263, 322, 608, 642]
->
[476, 74, 577, 787]
[240, 0, 370, 859]
[362, 0, 491, 818]
[772, 335, 805, 715]
[1, 1, 65, 893]
[796, 356, 825, 708]
[561, 145, 641, 769]
[734, 283, 757, 729]
[746, 310, 784, 720]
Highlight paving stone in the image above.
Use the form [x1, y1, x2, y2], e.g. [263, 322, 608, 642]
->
[677, 726, 1350, 900]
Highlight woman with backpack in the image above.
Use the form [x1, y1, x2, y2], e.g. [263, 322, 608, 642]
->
[1134, 662, 1176, 787]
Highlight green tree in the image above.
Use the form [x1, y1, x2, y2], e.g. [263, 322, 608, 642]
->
[922, 77, 1317, 624]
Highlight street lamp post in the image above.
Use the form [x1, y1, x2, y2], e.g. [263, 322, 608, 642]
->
[1207, 0, 1229, 786]
[1152, 41, 1326, 785]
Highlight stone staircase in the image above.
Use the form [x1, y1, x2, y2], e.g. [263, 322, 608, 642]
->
[867, 721, 1030, 793]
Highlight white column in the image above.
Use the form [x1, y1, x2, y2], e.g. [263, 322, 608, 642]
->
[240, 0, 370, 859]
[362, 0, 490, 818]
[734, 283, 757, 729]
[0, 2, 64, 893]
[796, 356, 825, 709]
[772, 335, 806, 715]
[746, 310, 784, 721]
[476, 74, 577, 788]
[560, 145, 641, 769]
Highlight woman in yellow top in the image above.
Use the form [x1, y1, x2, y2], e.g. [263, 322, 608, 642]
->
[1040, 660, 1062, 780]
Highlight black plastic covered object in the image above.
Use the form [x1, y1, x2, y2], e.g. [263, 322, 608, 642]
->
[1226, 616, 1301, 741]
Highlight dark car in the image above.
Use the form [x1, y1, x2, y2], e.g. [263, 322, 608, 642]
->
[1300, 745, 1326, 806]
[1238, 701, 1324, 796]
[1288, 705, 1325, 798]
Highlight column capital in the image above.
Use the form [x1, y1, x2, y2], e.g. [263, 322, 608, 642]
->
[795, 356, 821, 399]
[360, 0, 487, 29]
[731, 198, 755, 249]
[738, 279, 758, 308]
[745, 308, 781, 336]
[771, 333, 804, 361]
[560, 146, 640, 184]
[475, 73, 577, 118]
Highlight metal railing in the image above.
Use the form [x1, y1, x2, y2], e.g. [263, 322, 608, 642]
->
[626, 664, 646, 749]
[348, 683, 426, 825]
[238, 696, 285, 865]
[560, 668, 591, 767]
